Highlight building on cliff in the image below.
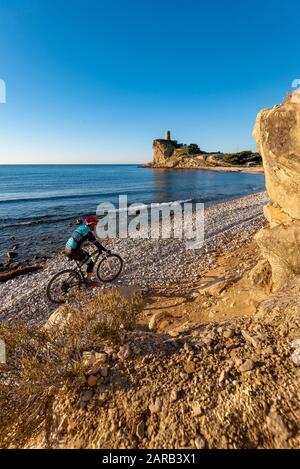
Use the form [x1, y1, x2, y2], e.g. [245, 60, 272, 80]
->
[152, 131, 203, 166]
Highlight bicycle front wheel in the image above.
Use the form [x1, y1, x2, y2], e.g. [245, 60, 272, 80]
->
[46, 269, 82, 304]
[96, 254, 123, 283]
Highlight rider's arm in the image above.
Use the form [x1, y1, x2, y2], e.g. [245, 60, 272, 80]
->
[87, 231, 108, 252]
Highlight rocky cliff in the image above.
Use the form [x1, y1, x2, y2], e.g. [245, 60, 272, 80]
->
[152, 139, 179, 167]
[151, 136, 262, 171]
[253, 93, 300, 290]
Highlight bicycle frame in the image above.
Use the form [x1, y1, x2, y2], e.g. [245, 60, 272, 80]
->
[73, 250, 107, 284]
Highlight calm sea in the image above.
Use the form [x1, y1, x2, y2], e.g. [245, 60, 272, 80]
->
[0, 164, 265, 263]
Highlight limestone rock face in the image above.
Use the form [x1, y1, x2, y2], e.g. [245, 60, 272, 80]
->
[152, 139, 177, 166]
[253, 96, 300, 220]
[255, 222, 300, 290]
[253, 93, 300, 289]
[263, 204, 293, 228]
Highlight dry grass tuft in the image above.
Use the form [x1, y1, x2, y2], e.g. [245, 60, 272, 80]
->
[0, 289, 143, 448]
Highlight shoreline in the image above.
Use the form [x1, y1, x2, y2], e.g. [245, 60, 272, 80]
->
[0, 191, 268, 325]
[143, 164, 265, 175]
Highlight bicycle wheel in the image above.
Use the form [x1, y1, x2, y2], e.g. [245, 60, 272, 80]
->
[96, 254, 123, 283]
[46, 269, 83, 304]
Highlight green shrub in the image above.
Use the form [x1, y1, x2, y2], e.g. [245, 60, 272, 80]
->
[223, 151, 262, 166]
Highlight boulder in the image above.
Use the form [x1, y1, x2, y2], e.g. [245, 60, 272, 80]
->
[255, 221, 300, 290]
[253, 93, 300, 289]
[44, 306, 72, 330]
[253, 95, 300, 220]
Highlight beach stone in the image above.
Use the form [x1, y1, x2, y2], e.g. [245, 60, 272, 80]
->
[100, 367, 109, 377]
[87, 375, 98, 387]
[6, 251, 17, 260]
[136, 420, 145, 439]
[170, 389, 179, 402]
[117, 345, 131, 360]
[239, 359, 255, 373]
[184, 361, 196, 374]
[223, 329, 234, 339]
[95, 352, 108, 363]
[218, 369, 227, 384]
[149, 397, 162, 414]
[194, 436, 206, 449]
[191, 402, 203, 417]
[44, 306, 72, 330]
[241, 330, 261, 349]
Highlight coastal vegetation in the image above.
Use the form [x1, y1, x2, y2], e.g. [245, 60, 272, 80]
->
[222, 150, 262, 166]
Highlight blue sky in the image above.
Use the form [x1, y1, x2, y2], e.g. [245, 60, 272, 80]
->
[0, 0, 299, 164]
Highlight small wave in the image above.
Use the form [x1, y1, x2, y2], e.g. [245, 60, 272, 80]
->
[0, 189, 146, 205]
[0, 214, 78, 229]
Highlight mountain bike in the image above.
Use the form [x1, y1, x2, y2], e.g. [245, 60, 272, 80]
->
[46, 249, 123, 304]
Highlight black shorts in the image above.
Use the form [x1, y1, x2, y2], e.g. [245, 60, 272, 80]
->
[65, 248, 94, 271]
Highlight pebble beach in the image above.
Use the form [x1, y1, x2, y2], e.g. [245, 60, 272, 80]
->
[0, 192, 268, 324]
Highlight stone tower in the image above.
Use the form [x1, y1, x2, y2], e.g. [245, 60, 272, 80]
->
[165, 130, 171, 141]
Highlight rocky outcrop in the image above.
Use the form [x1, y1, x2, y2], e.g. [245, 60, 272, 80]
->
[253, 92, 300, 289]
[151, 134, 263, 170]
[152, 139, 178, 166]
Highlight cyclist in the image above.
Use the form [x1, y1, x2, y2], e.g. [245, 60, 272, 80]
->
[65, 216, 109, 287]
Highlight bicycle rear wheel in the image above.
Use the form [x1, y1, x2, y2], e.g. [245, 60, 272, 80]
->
[96, 254, 123, 283]
[47, 269, 82, 304]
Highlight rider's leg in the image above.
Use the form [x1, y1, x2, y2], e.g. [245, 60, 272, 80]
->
[68, 249, 97, 285]
[86, 258, 95, 280]
[83, 255, 98, 286]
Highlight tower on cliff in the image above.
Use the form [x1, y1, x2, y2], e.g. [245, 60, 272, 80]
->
[165, 130, 171, 141]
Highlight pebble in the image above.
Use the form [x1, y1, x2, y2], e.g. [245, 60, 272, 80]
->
[100, 367, 109, 377]
[117, 345, 131, 360]
[191, 402, 203, 417]
[149, 397, 162, 413]
[223, 329, 234, 339]
[87, 375, 98, 387]
[136, 420, 145, 439]
[170, 389, 179, 402]
[239, 359, 255, 372]
[241, 330, 261, 349]
[184, 361, 196, 374]
[194, 436, 206, 449]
